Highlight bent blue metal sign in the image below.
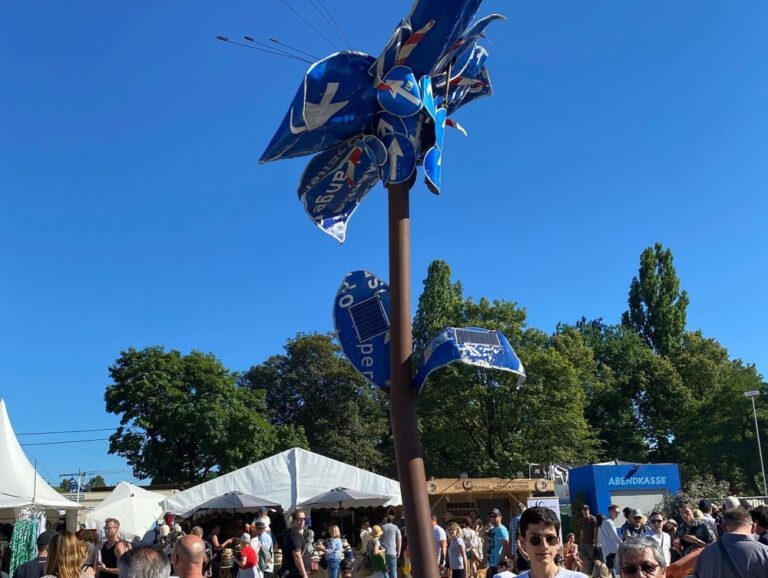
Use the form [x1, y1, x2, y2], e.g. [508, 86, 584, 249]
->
[333, 270, 391, 390]
[414, 327, 526, 392]
[260, 0, 506, 242]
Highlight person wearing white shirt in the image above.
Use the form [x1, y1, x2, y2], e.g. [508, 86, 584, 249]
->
[643, 512, 671, 567]
[598, 505, 623, 573]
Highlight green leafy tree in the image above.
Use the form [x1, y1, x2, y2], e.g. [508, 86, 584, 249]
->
[240, 333, 390, 474]
[622, 243, 689, 356]
[105, 346, 295, 484]
[87, 475, 106, 489]
[414, 261, 600, 477]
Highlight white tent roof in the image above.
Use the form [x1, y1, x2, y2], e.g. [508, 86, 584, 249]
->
[162, 447, 402, 516]
[0, 399, 79, 510]
[85, 482, 164, 542]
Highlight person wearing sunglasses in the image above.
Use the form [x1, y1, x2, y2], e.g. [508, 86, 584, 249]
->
[278, 511, 309, 578]
[616, 537, 665, 577]
[642, 513, 670, 567]
[515, 506, 588, 577]
[622, 511, 646, 540]
[486, 510, 510, 578]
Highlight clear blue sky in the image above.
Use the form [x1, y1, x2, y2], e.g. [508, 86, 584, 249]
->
[1, 1, 767, 486]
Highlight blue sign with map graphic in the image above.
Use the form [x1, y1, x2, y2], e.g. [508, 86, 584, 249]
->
[414, 326, 526, 392]
[333, 270, 391, 391]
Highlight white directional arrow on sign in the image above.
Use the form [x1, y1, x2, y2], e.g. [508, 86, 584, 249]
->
[304, 83, 349, 130]
[382, 79, 422, 107]
[387, 137, 404, 183]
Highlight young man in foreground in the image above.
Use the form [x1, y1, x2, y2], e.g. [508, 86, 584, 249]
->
[515, 507, 587, 578]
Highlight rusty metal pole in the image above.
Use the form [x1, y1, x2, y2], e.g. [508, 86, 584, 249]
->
[387, 181, 438, 578]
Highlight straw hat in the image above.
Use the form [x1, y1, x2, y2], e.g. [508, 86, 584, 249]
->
[371, 525, 383, 538]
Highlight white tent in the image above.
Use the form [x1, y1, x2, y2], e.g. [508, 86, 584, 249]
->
[85, 482, 164, 542]
[0, 398, 79, 511]
[162, 447, 402, 516]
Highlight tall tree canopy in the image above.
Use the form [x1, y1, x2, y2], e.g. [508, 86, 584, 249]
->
[622, 243, 689, 356]
[105, 346, 300, 484]
[239, 333, 391, 475]
[413, 261, 600, 477]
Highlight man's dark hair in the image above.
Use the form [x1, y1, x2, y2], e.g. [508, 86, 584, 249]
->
[623, 507, 631, 517]
[608, 504, 619, 512]
[385, 515, 395, 524]
[698, 499, 712, 514]
[519, 506, 560, 536]
[496, 559, 510, 569]
[750, 505, 768, 529]
[291, 509, 305, 521]
[118, 546, 170, 578]
[723, 507, 752, 529]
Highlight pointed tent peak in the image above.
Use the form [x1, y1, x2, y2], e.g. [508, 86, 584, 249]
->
[0, 399, 79, 510]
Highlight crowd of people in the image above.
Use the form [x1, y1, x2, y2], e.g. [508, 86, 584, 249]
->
[3, 496, 768, 578]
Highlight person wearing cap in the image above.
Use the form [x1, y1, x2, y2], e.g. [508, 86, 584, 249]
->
[486, 509, 509, 578]
[251, 521, 273, 578]
[235, 534, 258, 578]
[578, 505, 597, 574]
[11, 530, 56, 578]
[622, 510, 646, 540]
[254, 509, 270, 534]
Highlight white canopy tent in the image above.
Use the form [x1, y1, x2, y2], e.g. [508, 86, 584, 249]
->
[0, 399, 78, 522]
[85, 482, 164, 542]
[162, 447, 402, 517]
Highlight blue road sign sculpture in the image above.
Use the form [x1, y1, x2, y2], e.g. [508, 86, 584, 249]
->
[261, 0, 504, 242]
[333, 270, 392, 390]
[414, 327, 526, 393]
[333, 271, 524, 394]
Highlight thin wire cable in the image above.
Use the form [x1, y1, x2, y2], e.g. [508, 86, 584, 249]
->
[268, 37, 318, 60]
[278, 0, 340, 51]
[17, 427, 123, 436]
[217, 36, 313, 63]
[307, 0, 353, 50]
[21, 437, 111, 447]
[243, 36, 315, 62]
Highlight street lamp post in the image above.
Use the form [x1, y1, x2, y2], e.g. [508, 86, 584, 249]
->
[744, 390, 768, 496]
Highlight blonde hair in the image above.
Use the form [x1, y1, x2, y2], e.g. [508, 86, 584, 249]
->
[46, 532, 84, 578]
[371, 525, 383, 538]
[591, 560, 610, 578]
[447, 522, 461, 535]
[329, 525, 341, 539]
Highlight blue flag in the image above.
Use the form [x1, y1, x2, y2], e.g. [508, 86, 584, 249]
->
[414, 327, 526, 392]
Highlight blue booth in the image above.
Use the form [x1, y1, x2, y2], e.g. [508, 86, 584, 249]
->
[568, 463, 681, 525]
